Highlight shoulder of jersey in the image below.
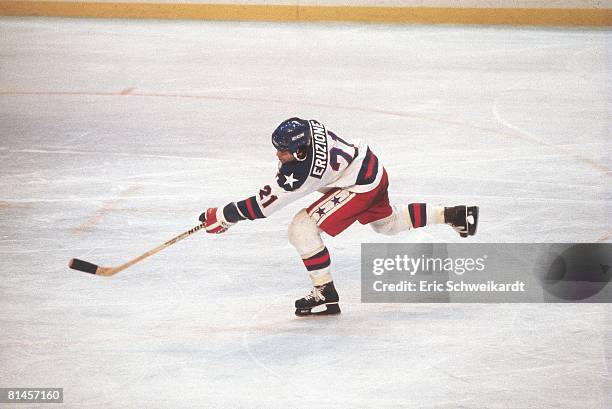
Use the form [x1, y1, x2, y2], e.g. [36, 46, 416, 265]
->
[276, 155, 312, 191]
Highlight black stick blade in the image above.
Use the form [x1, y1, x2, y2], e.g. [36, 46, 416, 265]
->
[69, 258, 99, 274]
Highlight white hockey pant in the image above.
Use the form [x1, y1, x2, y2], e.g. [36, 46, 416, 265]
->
[369, 205, 412, 235]
[370, 204, 444, 234]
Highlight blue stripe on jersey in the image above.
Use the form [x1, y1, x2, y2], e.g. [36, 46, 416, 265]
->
[356, 147, 379, 185]
[222, 202, 247, 223]
[236, 196, 266, 220]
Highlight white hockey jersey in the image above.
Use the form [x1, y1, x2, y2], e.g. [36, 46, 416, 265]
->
[223, 119, 384, 223]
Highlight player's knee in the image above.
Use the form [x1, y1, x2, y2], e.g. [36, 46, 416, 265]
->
[370, 210, 405, 236]
[370, 219, 397, 235]
[288, 209, 317, 246]
[370, 205, 412, 236]
[288, 209, 323, 255]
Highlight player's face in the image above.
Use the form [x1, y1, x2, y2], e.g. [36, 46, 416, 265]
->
[276, 150, 295, 164]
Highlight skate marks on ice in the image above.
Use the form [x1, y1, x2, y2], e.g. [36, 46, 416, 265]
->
[239, 302, 609, 408]
[492, 89, 610, 176]
[7, 87, 605, 173]
[0, 200, 31, 210]
[1, 145, 270, 167]
[240, 255, 609, 406]
[598, 231, 612, 243]
[71, 185, 143, 235]
[120, 87, 135, 96]
[0, 268, 212, 408]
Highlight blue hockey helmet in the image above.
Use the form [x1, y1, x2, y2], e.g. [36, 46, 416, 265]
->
[271, 118, 311, 158]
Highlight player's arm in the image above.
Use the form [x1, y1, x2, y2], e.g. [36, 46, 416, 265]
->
[198, 197, 260, 234]
[199, 170, 321, 234]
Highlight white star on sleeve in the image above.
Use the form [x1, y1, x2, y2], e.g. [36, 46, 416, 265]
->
[283, 173, 298, 188]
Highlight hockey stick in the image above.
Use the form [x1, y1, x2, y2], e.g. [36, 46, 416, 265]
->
[68, 222, 206, 277]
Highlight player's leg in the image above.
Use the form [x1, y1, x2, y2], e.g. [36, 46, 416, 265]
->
[358, 171, 478, 237]
[288, 208, 333, 287]
[353, 167, 478, 237]
[288, 182, 388, 316]
[288, 209, 340, 316]
[368, 203, 441, 235]
[368, 204, 478, 238]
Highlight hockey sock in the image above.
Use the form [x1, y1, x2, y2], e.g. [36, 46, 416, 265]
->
[407, 203, 444, 228]
[407, 203, 426, 228]
[302, 247, 333, 286]
[426, 205, 445, 225]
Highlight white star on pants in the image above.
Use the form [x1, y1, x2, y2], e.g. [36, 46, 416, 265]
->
[283, 173, 298, 188]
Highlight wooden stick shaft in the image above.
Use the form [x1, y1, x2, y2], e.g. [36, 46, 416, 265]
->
[96, 222, 206, 276]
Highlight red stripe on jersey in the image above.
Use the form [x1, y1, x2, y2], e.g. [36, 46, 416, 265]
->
[364, 151, 375, 180]
[303, 252, 330, 267]
[245, 197, 256, 220]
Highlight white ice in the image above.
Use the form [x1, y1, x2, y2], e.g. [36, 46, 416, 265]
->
[0, 17, 610, 408]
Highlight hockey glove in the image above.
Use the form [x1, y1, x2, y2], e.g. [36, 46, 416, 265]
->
[199, 207, 234, 234]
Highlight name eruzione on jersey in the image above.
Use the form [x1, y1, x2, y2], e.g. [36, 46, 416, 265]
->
[309, 120, 328, 179]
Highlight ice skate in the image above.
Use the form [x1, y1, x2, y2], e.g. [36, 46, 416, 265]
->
[444, 205, 479, 238]
[295, 281, 341, 316]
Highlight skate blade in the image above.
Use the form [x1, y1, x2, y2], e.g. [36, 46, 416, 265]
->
[295, 303, 341, 317]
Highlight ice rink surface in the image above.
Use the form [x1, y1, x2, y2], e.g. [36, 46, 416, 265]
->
[0, 17, 610, 408]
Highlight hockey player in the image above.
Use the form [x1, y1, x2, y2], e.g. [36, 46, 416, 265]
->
[199, 118, 478, 316]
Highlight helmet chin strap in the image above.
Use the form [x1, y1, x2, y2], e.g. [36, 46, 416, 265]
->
[292, 145, 309, 162]
[293, 150, 307, 162]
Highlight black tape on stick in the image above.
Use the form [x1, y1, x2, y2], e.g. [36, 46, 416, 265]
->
[69, 258, 99, 274]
